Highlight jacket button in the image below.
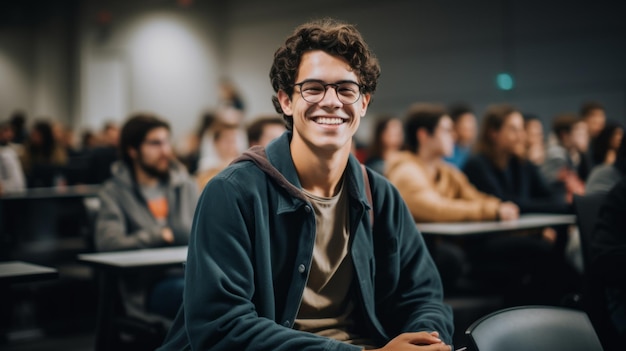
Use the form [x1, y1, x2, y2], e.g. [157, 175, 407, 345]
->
[283, 320, 290, 327]
[298, 264, 306, 274]
[304, 205, 312, 213]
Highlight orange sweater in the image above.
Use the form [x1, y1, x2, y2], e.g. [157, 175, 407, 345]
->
[386, 151, 501, 223]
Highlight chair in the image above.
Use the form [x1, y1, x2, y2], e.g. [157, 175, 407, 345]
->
[465, 305, 604, 351]
[573, 193, 606, 272]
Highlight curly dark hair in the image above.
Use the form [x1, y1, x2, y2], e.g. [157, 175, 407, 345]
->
[269, 18, 381, 130]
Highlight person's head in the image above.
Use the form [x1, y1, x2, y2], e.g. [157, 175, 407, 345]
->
[368, 116, 404, 159]
[270, 18, 380, 154]
[524, 114, 544, 147]
[475, 104, 525, 160]
[119, 114, 173, 180]
[404, 103, 454, 158]
[580, 101, 606, 138]
[591, 121, 624, 165]
[29, 120, 55, 151]
[212, 122, 241, 162]
[246, 116, 286, 147]
[448, 103, 477, 146]
[0, 121, 14, 145]
[552, 113, 589, 153]
[613, 129, 626, 175]
[102, 121, 120, 147]
[9, 111, 26, 131]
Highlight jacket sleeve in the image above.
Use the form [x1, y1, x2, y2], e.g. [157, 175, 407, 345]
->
[183, 177, 361, 351]
[371, 173, 454, 344]
[388, 161, 500, 222]
[94, 187, 166, 251]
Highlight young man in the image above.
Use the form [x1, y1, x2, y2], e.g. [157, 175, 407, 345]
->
[159, 19, 453, 351]
[541, 113, 590, 203]
[246, 115, 286, 147]
[95, 114, 199, 321]
[387, 103, 518, 223]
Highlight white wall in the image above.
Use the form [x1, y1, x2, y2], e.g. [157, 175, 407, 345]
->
[78, 0, 224, 140]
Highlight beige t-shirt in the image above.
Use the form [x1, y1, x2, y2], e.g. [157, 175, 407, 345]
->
[295, 181, 378, 349]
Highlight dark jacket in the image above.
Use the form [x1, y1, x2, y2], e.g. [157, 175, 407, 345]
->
[159, 132, 453, 350]
[463, 153, 570, 214]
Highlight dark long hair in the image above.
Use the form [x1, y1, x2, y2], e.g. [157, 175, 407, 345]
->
[592, 121, 624, 165]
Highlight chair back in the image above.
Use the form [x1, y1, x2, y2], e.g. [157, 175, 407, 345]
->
[465, 305, 604, 351]
[573, 193, 607, 272]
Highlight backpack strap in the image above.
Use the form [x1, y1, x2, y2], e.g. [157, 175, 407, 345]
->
[360, 164, 374, 227]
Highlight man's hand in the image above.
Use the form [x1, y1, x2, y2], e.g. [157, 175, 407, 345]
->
[161, 227, 174, 244]
[370, 331, 451, 350]
[498, 201, 519, 221]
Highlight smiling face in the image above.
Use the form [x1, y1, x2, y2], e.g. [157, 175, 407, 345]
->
[277, 50, 370, 156]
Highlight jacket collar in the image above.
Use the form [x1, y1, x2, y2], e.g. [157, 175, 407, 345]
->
[264, 132, 371, 213]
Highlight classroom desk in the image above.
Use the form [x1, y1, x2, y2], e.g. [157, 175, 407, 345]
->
[0, 261, 59, 342]
[0, 184, 101, 201]
[0, 185, 102, 260]
[416, 214, 576, 236]
[0, 261, 58, 285]
[78, 246, 187, 351]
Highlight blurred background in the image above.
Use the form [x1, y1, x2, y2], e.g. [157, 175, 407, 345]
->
[0, 0, 624, 144]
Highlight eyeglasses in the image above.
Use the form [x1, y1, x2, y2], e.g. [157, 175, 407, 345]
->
[293, 80, 362, 105]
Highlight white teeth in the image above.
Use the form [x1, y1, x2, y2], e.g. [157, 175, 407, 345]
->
[314, 117, 344, 125]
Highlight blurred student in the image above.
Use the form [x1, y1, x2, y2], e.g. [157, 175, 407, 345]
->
[443, 103, 476, 169]
[387, 103, 518, 223]
[364, 116, 404, 175]
[20, 119, 68, 187]
[463, 104, 569, 214]
[581, 101, 607, 142]
[196, 122, 242, 188]
[84, 120, 121, 184]
[386, 103, 518, 293]
[246, 115, 286, 147]
[541, 114, 590, 203]
[0, 121, 26, 194]
[591, 121, 624, 167]
[95, 114, 199, 322]
[587, 131, 626, 194]
[524, 114, 546, 166]
[581, 101, 607, 168]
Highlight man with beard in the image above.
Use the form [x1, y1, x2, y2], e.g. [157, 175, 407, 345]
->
[94, 113, 199, 324]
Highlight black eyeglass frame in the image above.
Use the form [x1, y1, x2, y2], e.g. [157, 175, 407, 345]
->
[292, 79, 363, 105]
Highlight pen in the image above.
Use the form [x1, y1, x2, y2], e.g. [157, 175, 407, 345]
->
[455, 347, 467, 351]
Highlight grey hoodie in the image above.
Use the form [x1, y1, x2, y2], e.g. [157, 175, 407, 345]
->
[95, 160, 199, 251]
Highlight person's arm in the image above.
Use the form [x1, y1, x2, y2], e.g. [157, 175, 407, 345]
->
[370, 173, 454, 344]
[183, 176, 361, 351]
[388, 161, 499, 222]
[94, 186, 168, 251]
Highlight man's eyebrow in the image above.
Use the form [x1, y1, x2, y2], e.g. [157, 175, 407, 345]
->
[297, 78, 360, 85]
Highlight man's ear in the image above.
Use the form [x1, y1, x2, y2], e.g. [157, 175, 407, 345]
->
[359, 93, 371, 117]
[277, 90, 293, 116]
[416, 128, 429, 144]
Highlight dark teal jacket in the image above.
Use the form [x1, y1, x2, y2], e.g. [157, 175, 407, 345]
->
[159, 132, 453, 350]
